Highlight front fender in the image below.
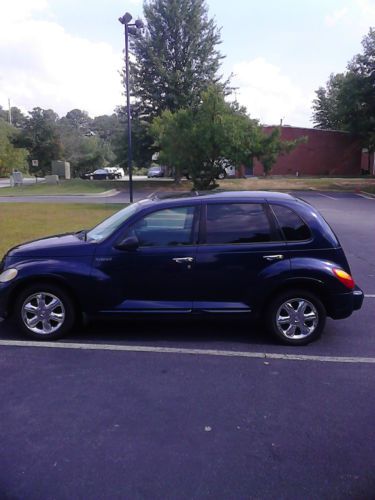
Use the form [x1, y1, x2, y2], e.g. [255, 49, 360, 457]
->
[2, 257, 95, 314]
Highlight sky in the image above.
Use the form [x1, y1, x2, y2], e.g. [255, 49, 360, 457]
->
[0, 0, 374, 127]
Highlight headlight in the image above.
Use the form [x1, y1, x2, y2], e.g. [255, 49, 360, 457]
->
[0, 268, 18, 283]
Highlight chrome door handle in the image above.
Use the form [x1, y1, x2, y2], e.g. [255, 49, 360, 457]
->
[172, 257, 194, 264]
[263, 254, 284, 261]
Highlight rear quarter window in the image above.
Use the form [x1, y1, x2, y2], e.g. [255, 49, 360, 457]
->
[206, 203, 273, 244]
[271, 204, 311, 241]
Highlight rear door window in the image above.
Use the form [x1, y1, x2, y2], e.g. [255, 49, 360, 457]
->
[205, 203, 274, 244]
[271, 204, 311, 241]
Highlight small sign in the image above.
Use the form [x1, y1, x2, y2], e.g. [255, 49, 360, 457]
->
[32, 159, 39, 167]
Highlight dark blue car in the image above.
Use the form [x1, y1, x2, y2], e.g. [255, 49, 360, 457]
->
[0, 191, 363, 345]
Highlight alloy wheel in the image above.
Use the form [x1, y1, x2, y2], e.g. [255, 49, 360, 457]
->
[21, 292, 66, 335]
[276, 298, 319, 340]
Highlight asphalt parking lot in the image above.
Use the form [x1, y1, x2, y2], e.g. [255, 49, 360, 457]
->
[0, 191, 375, 499]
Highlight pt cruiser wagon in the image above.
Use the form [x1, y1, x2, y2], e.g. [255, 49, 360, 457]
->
[0, 191, 363, 345]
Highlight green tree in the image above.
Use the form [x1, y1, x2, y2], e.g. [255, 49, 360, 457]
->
[0, 106, 28, 128]
[58, 116, 115, 177]
[0, 120, 28, 177]
[0, 106, 8, 122]
[312, 73, 347, 130]
[10, 107, 28, 129]
[16, 107, 63, 176]
[91, 114, 122, 141]
[312, 28, 375, 169]
[130, 0, 224, 119]
[151, 108, 194, 180]
[152, 87, 303, 187]
[64, 109, 92, 134]
[123, 0, 225, 166]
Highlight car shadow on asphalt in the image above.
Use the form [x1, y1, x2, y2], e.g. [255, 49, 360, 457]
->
[0, 316, 276, 347]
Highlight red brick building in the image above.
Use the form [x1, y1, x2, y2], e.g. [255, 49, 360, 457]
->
[252, 126, 374, 176]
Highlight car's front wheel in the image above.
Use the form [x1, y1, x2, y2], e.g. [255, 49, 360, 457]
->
[14, 283, 76, 340]
[266, 289, 326, 345]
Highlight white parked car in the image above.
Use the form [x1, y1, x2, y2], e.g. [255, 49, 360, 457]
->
[105, 167, 124, 179]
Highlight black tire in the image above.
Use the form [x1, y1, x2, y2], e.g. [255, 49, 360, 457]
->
[14, 283, 76, 340]
[217, 171, 226, 180]
[266, 289, 326, 345]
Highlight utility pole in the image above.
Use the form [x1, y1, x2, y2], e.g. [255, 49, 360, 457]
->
[8, 98, 12, 125]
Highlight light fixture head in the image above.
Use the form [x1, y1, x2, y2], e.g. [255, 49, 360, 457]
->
[135, 19, 144, 29]
[119, 12, 133, 24]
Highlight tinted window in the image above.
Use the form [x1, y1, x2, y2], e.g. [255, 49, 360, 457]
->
[128, 206, 195, 247]
[271, 204, 311, 241]
[206, 203, 272, 244]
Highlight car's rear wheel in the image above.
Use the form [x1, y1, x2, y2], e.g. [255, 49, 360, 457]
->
[217, 171, 226, 180]
[266, 289, 326, 345]
[14, 283, 76, 340]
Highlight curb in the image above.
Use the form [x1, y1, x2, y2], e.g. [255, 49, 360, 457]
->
[0, 189, 120, 199]
[78, 189, 119, 198]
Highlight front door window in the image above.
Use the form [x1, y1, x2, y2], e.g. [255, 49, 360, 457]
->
[129, 206, 196, 247]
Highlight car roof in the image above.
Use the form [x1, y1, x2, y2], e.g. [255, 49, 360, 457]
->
[148, 190, 295, 203]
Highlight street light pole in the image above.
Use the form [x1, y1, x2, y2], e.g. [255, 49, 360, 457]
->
[124, 22, 133, 203]
[119, 12, 143, 204]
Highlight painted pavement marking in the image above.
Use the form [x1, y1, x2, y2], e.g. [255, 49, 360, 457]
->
[1, 339, 375, 364]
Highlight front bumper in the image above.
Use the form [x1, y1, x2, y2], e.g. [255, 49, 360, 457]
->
[0, 281, 16, 320]
[326, 285, 364, 319]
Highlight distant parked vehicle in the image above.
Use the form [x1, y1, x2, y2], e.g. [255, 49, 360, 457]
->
[80, 168, 124, 180]
[80, 169, 114, 180]
[182, 163, 236, 180]
[217, 164, 236, 179]
[147, 166, 165, 178]
[105, 167, 125, 179]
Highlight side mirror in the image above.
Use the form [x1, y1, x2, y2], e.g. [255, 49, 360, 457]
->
[114, 235, 140, 251]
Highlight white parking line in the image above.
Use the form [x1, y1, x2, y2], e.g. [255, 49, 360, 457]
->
[357, 193, 375, 200]
[1, 339, 375, 364]
[365, 294, 375, 298]
[316, 192, 338, 200]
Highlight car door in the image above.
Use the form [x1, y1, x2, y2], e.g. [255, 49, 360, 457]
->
[93, 204, 199, 313]
[193, 202, 289, 313]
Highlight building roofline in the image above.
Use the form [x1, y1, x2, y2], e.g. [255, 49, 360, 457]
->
[263, 124, 353, 135]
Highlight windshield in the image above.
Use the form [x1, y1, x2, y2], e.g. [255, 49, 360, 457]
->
[86, 202, 143, 242]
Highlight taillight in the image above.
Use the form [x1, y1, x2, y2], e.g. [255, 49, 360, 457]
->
[333, 268, 355, 289]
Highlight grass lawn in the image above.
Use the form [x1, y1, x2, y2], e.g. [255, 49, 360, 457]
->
[0, 178, 179, 197]
[0, 203, 120, 257]
[0, 179, 118, 196]
[218, 176, 375, 194]
[1, 176, 374, 197]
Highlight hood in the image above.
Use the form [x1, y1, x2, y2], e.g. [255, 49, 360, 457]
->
[7, 232, 97, 259]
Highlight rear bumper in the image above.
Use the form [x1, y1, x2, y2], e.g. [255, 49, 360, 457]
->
[326, 285, 364, 319]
